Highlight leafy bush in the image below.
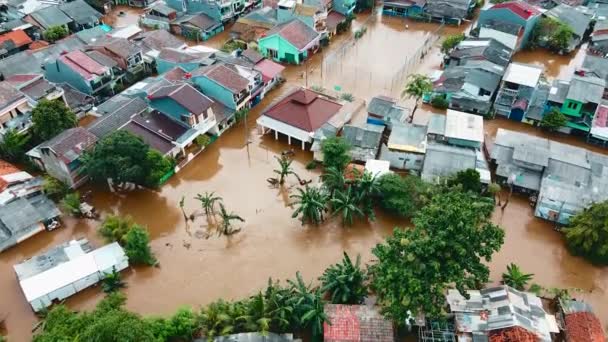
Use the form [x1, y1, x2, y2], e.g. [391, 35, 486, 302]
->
[196, 134, 211, 147]
[563, 201, 608, 264]
[124, 225, 157, 266]
[43, 26, 68, 42]
[61, 192, 81, 217]
[320, 137, 351, 172]
[540, 107, 568, 131]
[320, 252, 367, 304]
[441, 33, 465, 54]
[376, 174, 431, 218]
[305, 160, 318, 170]
[43, 176, 69, 200]
[430, 95, 449, 109]
[340, 93, 354, 102]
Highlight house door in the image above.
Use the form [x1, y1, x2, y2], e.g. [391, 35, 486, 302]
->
[285, 53, 297, 64]
[509, 108, 525, 122]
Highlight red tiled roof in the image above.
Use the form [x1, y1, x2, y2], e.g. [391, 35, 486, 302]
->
[0, 30, 32, 48]
[489, 326, 537, 342]
[0, 160, 21, 191]
[565, 312, 606, 342]
[265, 19, 320, 50]
[41, 127, 97, 164]
[194, 64, 249, 94]
[163, 66, 187, 82]
[59, 50, 107, 80]
[263, 88, 342, 132]
[255, 59, 285, 83]
[29, 40, 49, 50]
[324, 304, 394, 342]
[149, 83, 214, 115]
[4, 74, 40, 87]
[491, 1, 541, 20]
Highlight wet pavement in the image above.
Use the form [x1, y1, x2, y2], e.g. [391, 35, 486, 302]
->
[1, 9, 607, 342]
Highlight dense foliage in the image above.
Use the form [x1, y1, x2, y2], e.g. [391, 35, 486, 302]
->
[31, 99, 77, 141]
[376, 173, 431, 218]
[61, 192, 82, 216]
[83, 131, 173, 188]
[564, 201, 608, 264]
[320, 137, 351, 172]
[430, 95, 449, 109]
[370, 190, 505, 322]
[540, 107, 568, 131]
[320, 252, 368, 304]
[501, 263, 534, 291]
[42, 176, 69, 200]
[402, 74, 433, 101]
[447, 169, 482, 194]
[0, 129, 30, 162]
[441, 33, 465, 54]
[532, 18, 574, 53]
[99, 215, 157, 266]
[43, 25, 68, 42]
[291, 186, 328, 225]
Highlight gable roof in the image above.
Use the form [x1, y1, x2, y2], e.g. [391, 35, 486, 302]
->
[490, 1, 541, 20]
[0, 82, 26, 111]
[59, 50, 108, 80]
[19, 77, 57, 101]
[29, 6, 73, 29]
[425, 0, 472, 20]
[567, 75, 606, 104]
[88, 97, 149, 139]
[136, 30, 187, 53]
[0, 30, 33, 49]
[157, 47, 213, 64]
[149, 83, 214, 115]
[262, 87, 343, 132]
[264, 18, 320, 50]
[89, 36, 141, 59]
[175, 13, 221, 31]
[242, 48, 264, 64]
[58, 0, 102, 25]
[193, 63, 250, 94]
[40, 127, 97, 163]
[546, 4, 591, 38]
[450, 38, 512, 67]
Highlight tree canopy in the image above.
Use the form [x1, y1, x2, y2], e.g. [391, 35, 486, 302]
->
[402, 74, 433, 100]
[31, 99, 77, 141]
[376, 174, 431, 218]
[43, 26, 68, 42]
[532, 18, 574, 53]
[540, 107, 568, 131]
[99, 215, 157, 266]
[83, 131, 173, 188]
[0, 129, 30, 162]
[441, 34, 465, 54]
[321, 137, 351, 172]
[370, 191, 504, 322]
[320, 252, 368, 304]
[564, 201, 608, 264]
[447, 169, 482, 194]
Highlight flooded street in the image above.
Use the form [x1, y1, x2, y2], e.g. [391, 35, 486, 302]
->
[2, 9, 608, 342]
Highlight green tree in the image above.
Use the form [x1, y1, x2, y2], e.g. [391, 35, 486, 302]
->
[321, 137, 351, 172]
[43, 176, 69, 200]
[84, 131, 171, 188]
[350, 170, 379, 220]
[99, 215, 136, 243]
[31, 99, 77, 141]
[43, 25, 68, 42]
[218, 203, 245, 236]
[540, 107, 568, 131]
[441, 33, 465, 54]
[447, 169, 482, 194]
[101, 267, 126, 293]
[287, 272, 328, 339]
[402, 74, 432, 121]
[321, 166, 347, 194]
[550, 24, 574, 52]
[330, 187, 364, 226]
[291, 186, 328, 225]
[501, 263, 534, 291]
[0, 129, 30, 162]
[370, 191, 504, 322]
[563, 201, 608, 264]
[430, 95, 449, 109]
[195, 191, 223, 215]
[376, 174, 431, 218]
[273, 155, 297, 185]
[124, 225, 157, 266]
[320, 252, 367, 304]
[61, 192, 81, 217]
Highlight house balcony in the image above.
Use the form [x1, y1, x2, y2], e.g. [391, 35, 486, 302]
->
[91, 75, 113, 93]
[193, 115, 217, 135]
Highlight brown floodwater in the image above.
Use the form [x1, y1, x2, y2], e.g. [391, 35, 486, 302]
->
[2, 9, 607, 342]
[512, 45, 587, 80]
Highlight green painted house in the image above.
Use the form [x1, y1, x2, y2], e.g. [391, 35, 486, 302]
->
[191, 63, 251, 111]
[258, 18, 321, 65]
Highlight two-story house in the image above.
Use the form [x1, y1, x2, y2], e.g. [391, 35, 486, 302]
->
[43, 50, 116, 95]
[192, 63, 251, 111]
[476, 1, 541, 51]
[87, 37, 145, 78]
[277, 0, 328, 35]
[170, 13, 225, 41]
[0, 82, 35, 137]
[493, 62, 544, 121]
[26, 6, 73, 32]
[58, 0, 103, 32]
[140, 3, 178, 30]
[39, 127, 97, 188]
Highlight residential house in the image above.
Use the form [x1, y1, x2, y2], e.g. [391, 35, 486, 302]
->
[87, 95, 149, 139]
[140, 3, 177, 30]
[325, 11, 347, 36]
[342, 123, 384, 162]
[0, 30, 32, 58]
[59, 83, 95, 118]
[14, 239, 128, 312]
[133, 29, 188, 71]
[109, 24, 142, 40]
[230, 7, 278, 46]
[165, 0, 233, 22]
[277, 0, 328, 35]
[544, 4, 591, 52]
[254, 58, 286, 96]
[0, 81, 35, 136]
[323, 304, 394, 342]
[476, 1, 542, 50]
[546, 73, 606, 134]
[445, 38, 512, 68]
[38, 127, 97, 188]
[4, 74, 65, 106]
[446, 286, 558, 341]
[258, 18, 321, 64]
[0, 163, 61, 253]
[382, 0, 426, 17]
[589, 102, 608, 146]
[581, 53, 608, 82]
[257, 87, 352, 150]
[366, 95, 409, 128]
[170, 13, 224, 41]
[1, 0, 49, 20]
[155, 47, 215, 74]
[477, 21, 523, 52]
[433, 60, 505, 115]
[424, 0, 475, 24]
[86, 36, 145, 77]
[493, 62, 544, 121]
[191, 63, 252, 110]
[43, 50, 117, 95]
[127, 0, 158, 8]
[331, 0, 356, 15]
[380, 122, 427, 172]
[26, 6, 73, 31]
[589, 20, 608, 57]
[58, 0, 103, 32]
[560, 300, 606, 342]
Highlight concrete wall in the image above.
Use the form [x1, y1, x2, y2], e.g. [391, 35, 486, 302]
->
[192, 76, 237, 109]
[44, 60, 92, 94]
[150, 98, 190, 122]
[40, 148, 74, 187]
[379, 144, 425, 171]
[477, 8, 540, 49]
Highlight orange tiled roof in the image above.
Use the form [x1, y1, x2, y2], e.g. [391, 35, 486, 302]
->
[0, 30, 33, 48]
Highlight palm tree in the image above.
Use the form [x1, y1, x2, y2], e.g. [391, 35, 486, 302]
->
[291, 186, 328, 225]
[502, 263, 534, 290]
[320, 252, 368, 304]
[351, 171, 379, 220]
[402, 74, 433, 122]
[287, 272, 328, 339]
[321, 166, 346, 195]
[218, 203, 245, 236]
[330, 187, 364, 226]
[101, 267, 126, 293]
[195, 191, 223, 215]
[274, 155, 297, 185]
[198, 299, 238, 338]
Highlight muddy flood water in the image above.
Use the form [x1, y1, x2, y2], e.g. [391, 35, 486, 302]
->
[1, 9, 608, 342]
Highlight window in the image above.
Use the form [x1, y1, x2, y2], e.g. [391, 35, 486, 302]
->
[267, 49, 278, 59]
